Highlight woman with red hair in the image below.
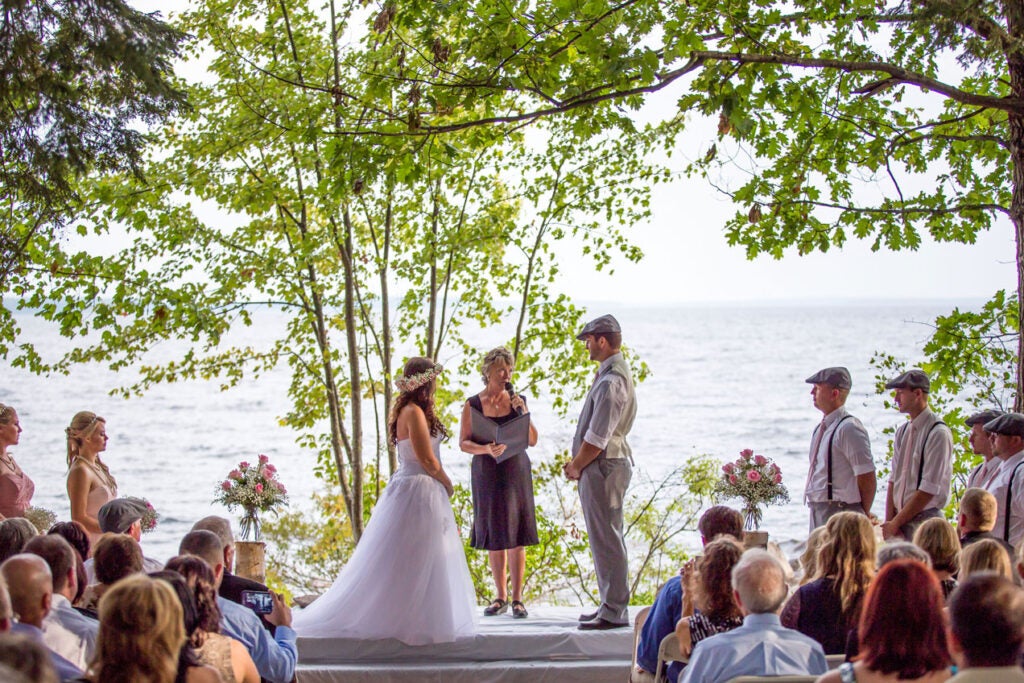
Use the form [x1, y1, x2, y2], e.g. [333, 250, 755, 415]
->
[815, 559, 953, 683]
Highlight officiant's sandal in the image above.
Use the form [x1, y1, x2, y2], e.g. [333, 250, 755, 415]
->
[511, 600, 528, 619]
[483, 598, 508, 616]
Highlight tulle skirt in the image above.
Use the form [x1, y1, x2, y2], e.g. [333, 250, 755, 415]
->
[292, 471, 478, 645]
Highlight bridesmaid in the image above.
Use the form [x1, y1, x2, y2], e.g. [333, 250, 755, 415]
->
[65, 411, 117, 546]
[459, 347, 539, 619]
[0, 404, 34, 519]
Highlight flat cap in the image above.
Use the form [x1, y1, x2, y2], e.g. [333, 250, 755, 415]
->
[885, 369, 930, 393]
[805, 367, 852, 390]
[984, 412, 1024, 438]
[965, 409, 1005, 428]
[576, 314, 621, 340]
[98, 497, 148, 534]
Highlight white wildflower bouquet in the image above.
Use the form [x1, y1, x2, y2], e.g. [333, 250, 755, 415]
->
[215, 454, 288, 541]
[713, 449, 789, 530]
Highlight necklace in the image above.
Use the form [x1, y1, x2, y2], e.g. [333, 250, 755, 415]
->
[0, 452, 15, 471]
[75, 456, 117, 492]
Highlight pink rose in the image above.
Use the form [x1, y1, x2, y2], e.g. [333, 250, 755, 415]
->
[255, 483, 264, 493]
[753, 455, 768, 466]
[229, 469, 242, 480]
[747, 470, 761, 482]
[723, 463, 735, 474]
[276, 482, 287, 493]
[265, 464, 277, 475]
[740, 449, 754, 459]
[769, 463, 780, 474]
[239, 461, 250, 469]
[220, 481, 232, 491]
[728, 474, 739, 485]
[259, 454, 269, 465]
[773, 474, 783, 484]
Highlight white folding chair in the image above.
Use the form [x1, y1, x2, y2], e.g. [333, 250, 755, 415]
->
[631, 605, 652, 669]
[653, 631, 687, 682]
[724, 676, 819, 683]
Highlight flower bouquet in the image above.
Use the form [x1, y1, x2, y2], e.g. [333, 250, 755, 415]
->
[23, 506, 57, 534]
[138, 498, 159, 534]
[215, 454, 288, 541]
[713, 449, 790, 530]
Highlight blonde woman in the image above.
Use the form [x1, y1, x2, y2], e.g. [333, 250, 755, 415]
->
[0, 404, 34, 520]
[781, 511, 875, 654]
[65, 411, 117, 546]
[960, 538, 1014, 580]
[88, 574, 220, 683]
[912, 518, 961, 599]
[459, 347, 539, 618]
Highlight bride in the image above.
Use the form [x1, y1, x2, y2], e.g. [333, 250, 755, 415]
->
[292, 357, 478, 645]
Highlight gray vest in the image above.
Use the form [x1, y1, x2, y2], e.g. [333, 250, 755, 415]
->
[572, 353, 637, 462]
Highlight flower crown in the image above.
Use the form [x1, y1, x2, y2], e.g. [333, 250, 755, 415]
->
[395, 363, 443, 393]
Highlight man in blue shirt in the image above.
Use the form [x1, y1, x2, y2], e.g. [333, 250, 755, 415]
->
[633, 506, 744, 682]
[681, 549, 827, 683]
[179, 530, 297, 683]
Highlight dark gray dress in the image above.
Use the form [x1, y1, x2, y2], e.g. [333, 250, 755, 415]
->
[468, 394, 539, 550]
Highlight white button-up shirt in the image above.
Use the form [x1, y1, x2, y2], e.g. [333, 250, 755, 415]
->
[891, 409, 953, 511]
[42, 593, 97, 670]
[985, 449, 1024, 546]
[806, 407, 874, 504]
[967, 457, 1002, 490]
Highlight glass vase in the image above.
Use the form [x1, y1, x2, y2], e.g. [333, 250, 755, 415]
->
[238, 507, 262, 541]
[743, 506, 762, 531]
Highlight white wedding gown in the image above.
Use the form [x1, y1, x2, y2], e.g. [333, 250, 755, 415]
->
[293, 436, 478, 645]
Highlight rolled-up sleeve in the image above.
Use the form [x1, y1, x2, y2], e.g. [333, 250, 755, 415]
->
[582, 375, 628, 450]
[838, 419, 874, 476]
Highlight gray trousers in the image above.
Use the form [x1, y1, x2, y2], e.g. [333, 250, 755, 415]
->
[808, 501, 867, 534]
[578, 456, 632, 624]
[898, 507, 942, 541]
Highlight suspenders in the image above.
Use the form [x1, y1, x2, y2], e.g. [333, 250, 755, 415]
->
[825, 415, 853, 501]
[897, 420, 947, 493]
[1004, 460, 1024, 542]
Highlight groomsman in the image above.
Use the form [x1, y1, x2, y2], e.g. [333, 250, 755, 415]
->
[804, 367, 876, 533]
[982, 412, 1024, 547]
[564, 314, 637, 631]
[965, 409, 1004, 489]
[882, 369, 953, 540]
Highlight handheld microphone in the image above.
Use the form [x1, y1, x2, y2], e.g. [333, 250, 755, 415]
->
[505, 382, 524, 416]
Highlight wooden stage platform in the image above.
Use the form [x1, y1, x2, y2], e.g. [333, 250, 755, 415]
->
[296, 605, 637, 683]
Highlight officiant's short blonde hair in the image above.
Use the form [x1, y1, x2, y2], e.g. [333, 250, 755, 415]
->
[480, 347, 514, 384]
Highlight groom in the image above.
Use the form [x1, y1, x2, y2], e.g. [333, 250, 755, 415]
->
[564, 314, 637, 630]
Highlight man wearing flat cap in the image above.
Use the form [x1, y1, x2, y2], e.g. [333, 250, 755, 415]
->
[965, 409, 1004, 490]
[564, 313, 637, 630]
[882, 369, 953, 540]
[83, 497, 162, 582]
[981, 412, 1024, 546]
[804, 367, 876, 532]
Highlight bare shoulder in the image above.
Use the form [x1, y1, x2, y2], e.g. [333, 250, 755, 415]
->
[815, 670, 841, 683]
[187, 664, 224, 683]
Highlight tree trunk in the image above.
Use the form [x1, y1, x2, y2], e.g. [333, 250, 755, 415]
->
[1007, 0, 1024, 412]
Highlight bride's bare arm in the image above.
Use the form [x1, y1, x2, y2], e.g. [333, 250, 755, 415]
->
[405, 405, 454, 496]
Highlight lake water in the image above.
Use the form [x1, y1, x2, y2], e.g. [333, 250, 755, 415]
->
[3, 301, 973, 563]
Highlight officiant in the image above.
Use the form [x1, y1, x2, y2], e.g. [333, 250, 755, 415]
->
[459, 346, 539, 620]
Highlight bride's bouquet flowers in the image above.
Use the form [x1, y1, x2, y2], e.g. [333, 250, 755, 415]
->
[23, 506, 57, 534]
[215, 454, 288, 541]
[713, 449, 789, 530]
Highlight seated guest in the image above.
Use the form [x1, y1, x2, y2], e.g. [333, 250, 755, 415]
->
[633, 506, 744, 682]
[179, 530, 296, 683]
[164, 556, 259, 683]
[83, 497, 162, 582]
[960, 538, 1014, 580]
[947, 573, 1024, 681]
[0, 554, 82, 681]
[85, 573, 219, 683]
[151, 570, 233, 683]
[681, 549, 827, 683]
[798, 526, 830, 586]
[957, 488, 1015, 560]
[817, 559, 952, 683]
[47, 521, 90, 607]
[79, 533, 143, 611]
[0, 517, 38, 563]
[191, 515, 274, 633]
[0, 634, 59, 683]
[669, 537, 744, 681]
[782, 511, 875, 654]
[913, 517, 961, 599]
[23, 535, 97, 670]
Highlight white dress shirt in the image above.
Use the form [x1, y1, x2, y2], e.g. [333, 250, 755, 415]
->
[41, 593, 97, 670]
[806, 407, 874, 504]
[891, 409, 953, 511]
[985, 449, 1024, 545]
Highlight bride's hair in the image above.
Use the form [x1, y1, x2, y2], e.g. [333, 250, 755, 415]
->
[388, 356, 449, 445]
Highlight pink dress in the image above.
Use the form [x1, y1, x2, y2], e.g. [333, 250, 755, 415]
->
[0, 460, 34, 518]
[70, 458, 117, 546]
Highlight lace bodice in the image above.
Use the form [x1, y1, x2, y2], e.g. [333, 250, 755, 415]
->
[395, 435, 442, 477]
